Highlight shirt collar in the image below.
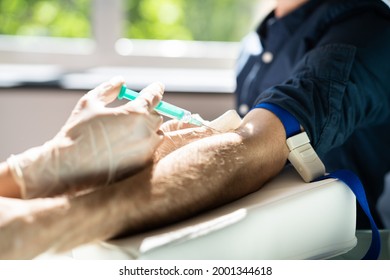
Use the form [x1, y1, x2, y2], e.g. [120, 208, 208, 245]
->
[258, 0, 325, 46]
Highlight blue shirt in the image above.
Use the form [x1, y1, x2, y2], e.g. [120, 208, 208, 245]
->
[236, 0, 390, 229]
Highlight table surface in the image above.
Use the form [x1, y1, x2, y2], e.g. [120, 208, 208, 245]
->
[331, 230, 390, 260]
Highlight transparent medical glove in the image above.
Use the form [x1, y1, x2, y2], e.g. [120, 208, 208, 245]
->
[7, 78, 164, 199]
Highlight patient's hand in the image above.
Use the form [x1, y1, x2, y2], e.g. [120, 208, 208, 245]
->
[155, 110, 242, 160]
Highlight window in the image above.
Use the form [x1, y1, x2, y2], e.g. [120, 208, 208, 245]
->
[0, 0, 91, 38]
[124, 0, 257, 42]
[0, 0, 275, 92]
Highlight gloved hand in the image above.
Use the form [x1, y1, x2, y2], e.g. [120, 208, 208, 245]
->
[7, 77, 165, 199]
[156, 110, 242, 160]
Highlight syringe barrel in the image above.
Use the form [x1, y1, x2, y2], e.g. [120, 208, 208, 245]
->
[154, 100, 191, 121]
[118, 85, 191, 122]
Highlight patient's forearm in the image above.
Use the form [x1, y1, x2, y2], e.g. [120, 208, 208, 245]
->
[66, 109, 287, 251]
[0, 109, 288, 259]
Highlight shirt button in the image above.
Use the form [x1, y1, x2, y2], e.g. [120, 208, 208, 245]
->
[239, 104, 249, 115]
[261, 51, 273, 64]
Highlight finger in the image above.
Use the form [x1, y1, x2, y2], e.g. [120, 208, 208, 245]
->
[86, 76, 125, 106]
[147, 112, 164, 131]
[122, 82, 164, 113]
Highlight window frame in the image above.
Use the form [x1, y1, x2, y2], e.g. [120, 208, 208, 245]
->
[0, 0, 274, 92]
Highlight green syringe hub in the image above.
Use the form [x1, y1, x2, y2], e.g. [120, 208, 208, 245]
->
[118, 85, 202, 126]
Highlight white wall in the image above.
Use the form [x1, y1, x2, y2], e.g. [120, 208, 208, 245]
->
[0, 88, 234, 160]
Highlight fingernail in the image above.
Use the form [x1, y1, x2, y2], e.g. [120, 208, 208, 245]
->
[109, 76, 125, 87]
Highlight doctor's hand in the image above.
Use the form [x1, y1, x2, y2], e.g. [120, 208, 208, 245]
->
[7, 77, 164, 199]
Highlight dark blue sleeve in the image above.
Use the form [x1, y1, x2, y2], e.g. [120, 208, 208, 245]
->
[254, 11, 390, 158]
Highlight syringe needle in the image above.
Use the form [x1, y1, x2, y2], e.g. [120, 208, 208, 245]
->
[201, 123, 222, 133]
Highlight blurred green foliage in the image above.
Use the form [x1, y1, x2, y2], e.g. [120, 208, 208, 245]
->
[125, 0, 258, 42]
[0, 0, 258, 41]
[0, 0, 91, 37]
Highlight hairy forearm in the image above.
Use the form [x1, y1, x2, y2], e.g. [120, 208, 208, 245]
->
[0, 109, 288, 259]
[60, 109, 287, 251]
[0, 196, 70, 259]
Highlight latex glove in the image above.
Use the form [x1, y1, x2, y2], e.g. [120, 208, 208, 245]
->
[7, 77, 164, 199]
[156, 110, 242, 160]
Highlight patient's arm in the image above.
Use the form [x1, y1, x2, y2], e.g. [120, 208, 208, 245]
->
[0, 108, 289, 259]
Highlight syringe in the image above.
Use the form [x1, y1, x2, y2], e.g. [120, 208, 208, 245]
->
[118, 85, 204, 126]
